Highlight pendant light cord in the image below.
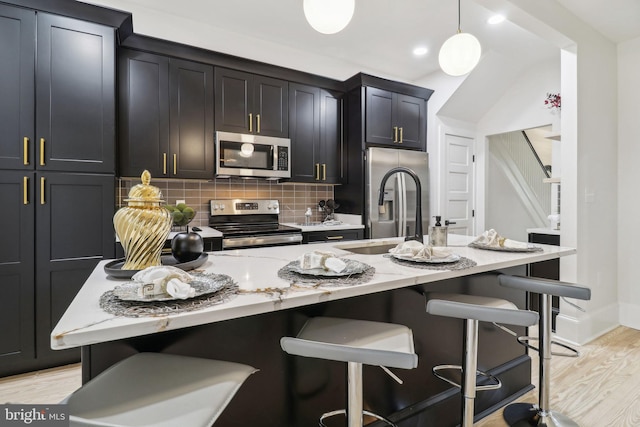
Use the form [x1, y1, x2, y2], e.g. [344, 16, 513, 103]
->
[457, 0, 462, 34]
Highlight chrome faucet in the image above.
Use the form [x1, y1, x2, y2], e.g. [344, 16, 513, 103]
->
[378, 166, 423, 243]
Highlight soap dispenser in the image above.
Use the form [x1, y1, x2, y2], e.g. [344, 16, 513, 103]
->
[429, 216, 448, 247]
[304, 207, 312, 225]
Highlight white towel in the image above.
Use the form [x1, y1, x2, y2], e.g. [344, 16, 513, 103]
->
[388, 241, 452, 260]
[471, 229, 529, 249]
[298, 251, 347, 273]
[132, 266, 195, 299]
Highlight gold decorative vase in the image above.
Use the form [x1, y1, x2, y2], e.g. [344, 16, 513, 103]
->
[114, 170, 172, 270]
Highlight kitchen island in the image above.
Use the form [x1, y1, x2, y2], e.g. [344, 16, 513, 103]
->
[52, 235, 575, 426]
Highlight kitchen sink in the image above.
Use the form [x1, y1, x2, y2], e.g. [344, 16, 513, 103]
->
[334, 240, 400, 255]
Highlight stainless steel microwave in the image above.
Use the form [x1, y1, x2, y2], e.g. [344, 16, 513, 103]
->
[215, 131, 291, 179]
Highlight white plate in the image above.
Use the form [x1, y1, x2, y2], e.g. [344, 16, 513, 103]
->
[112, 272, 233, 302]
[287, 259, 369, 277]
[391, 253, 461, 264]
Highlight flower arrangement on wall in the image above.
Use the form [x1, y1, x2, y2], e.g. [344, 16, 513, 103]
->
[544, 92, 561, 111]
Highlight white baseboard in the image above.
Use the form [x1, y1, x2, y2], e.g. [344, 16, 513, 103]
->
[555, 302, 619, 345]
[619, 302, 640, 331]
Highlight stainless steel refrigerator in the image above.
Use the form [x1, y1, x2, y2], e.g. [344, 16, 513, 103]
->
[366, 147, 430, 239]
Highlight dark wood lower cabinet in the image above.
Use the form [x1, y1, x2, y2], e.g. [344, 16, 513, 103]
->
[302, 228, 363, 244]
[528, 232, 560, 330]
[82, 267, 532, 427]
[0, 172, 114, 377]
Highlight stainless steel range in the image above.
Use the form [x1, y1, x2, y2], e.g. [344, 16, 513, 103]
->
[209, 199, 302, 249]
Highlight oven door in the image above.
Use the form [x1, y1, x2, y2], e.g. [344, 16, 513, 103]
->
[215, 131, 290, 179]
[222, 233, 302, 250]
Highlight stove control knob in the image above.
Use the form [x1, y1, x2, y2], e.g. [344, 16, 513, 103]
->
[219, 204, 225, 211]
[212, 204, 219, 211]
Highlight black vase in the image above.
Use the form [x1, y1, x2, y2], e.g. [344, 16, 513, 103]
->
[171, 232, 204, 263]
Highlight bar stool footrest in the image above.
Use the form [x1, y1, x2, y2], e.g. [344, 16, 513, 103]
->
[516, 336, 581, 357]
[319, 409, 396, 427]
[433, 364, 502, 391]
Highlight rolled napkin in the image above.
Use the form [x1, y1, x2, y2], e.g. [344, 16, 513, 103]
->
[131, 266, 196, 299]
[298, 251, 347, 273]
[388, 241, 452, 260]
[471, 229, 529, 249]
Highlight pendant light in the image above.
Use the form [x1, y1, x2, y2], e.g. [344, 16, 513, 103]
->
[438, 0, 481, 76]
[303, 0, 355, 35]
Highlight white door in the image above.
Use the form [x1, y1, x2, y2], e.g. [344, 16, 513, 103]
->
[445, 133, 474, 235]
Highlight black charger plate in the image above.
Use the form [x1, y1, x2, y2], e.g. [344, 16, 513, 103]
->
[104, 253, 208, 279]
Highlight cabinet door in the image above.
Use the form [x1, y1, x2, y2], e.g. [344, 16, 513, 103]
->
[215, 67, 252, 134]
[289, 83, 320, 182]
[35, 172, 115, 364]
[320, 89, 342, 184]
[36, 14, 115, 173]
[365, 87, 394, 145]
[118, 50, 170, 178]
[395, 93, 426, 150]
[0, 171, 35, 368]
[253, 75, 288, 137]
[169, 59, 214, 179]
[0, 5, 35, 170]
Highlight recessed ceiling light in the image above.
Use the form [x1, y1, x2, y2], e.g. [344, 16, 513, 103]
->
[487, 14, 506, 25]
[413, 46, 428, 56]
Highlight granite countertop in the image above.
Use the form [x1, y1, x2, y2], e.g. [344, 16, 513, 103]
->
[51, 234, 575, 350]
[284, 213, 364, 232]
[168, 226, 222, 239]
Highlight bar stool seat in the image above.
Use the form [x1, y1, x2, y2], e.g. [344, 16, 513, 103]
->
[425, 292, 538, 427]
[281, 316, 418, 427]
[499, 275, 591, 427]
[62, 353, 257, 427]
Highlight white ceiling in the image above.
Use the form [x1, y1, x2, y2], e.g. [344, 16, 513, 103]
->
[84, 0, 640, 85]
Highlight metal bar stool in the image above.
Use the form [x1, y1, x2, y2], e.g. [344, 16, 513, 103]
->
[498, 275, 591, 427]
[425, 292, 539, 427]
[61, 353, 257, 427]
[280, 316, 418, 427]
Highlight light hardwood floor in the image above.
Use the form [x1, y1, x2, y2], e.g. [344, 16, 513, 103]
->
[1, 326, 639, 426]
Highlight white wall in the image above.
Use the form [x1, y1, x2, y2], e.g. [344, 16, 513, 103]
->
[474, 0, 620, 343]
[617, 36, 640, 330]
[476, 58, 560, 239]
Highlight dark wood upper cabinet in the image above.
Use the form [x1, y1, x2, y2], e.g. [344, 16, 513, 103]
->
[215, 67, 288, 137]
[118, 50, 169, 178]
[289, 83, 342, 184]
[119, 49, 214, 179]
[169, 59, 214, 179]
[36, 13, 115, 173]
[365, 87, 426, 150]
[0, 8, 115, 173]
[0, 5, 35, 170]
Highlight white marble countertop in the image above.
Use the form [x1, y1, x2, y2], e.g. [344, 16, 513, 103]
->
[282, 222, 365, 232]
[51, 234, 575, 350]
[526, 228, 561, 236]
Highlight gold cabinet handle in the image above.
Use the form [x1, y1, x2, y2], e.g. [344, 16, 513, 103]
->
[322, 163, 326, 181]
[23, 176, 29, 205]
[163, 153, 167, 175]
[326, 235, 344, 240]
[399, 127, 403, 143]
[173, 154, 177, 175]
[256, 114, 261, 133]
[248, 113, 253, 133]
[23, 137, 29, 165]
[40, 138, 45, 166]
[393, 126, 398, 143]
[40, 176, 45, 205]
[315, 163, 320, 180]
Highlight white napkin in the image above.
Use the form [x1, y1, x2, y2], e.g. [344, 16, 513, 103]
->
[471, 229, 529, 249]
[388, 241, 452, 260]
[132, 266, 195, 299]
[297, 251, 347, 273]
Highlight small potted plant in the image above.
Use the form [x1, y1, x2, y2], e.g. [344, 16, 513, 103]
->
[165, 203, 203, 263]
